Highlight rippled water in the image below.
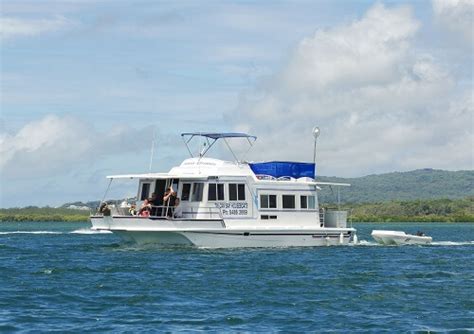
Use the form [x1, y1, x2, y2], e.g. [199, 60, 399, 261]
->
[0, 221, 473, 332]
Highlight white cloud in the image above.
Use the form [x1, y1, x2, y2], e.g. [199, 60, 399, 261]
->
[0, 16, 75, 40]
[278, 4, 420, 93]
[0, 114, 153, 179]
[432, 0, 474, 42]
[231, 3, 473, 176]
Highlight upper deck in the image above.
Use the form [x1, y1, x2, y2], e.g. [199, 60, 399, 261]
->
[107, 131, 349, 187]
[109, 157, 320, 185]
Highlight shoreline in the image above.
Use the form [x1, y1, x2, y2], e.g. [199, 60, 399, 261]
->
[1, 216, 473, 223]
[1, 197, 473, 223]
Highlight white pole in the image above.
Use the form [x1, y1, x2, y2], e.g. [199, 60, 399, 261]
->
[149, 130, 156, 172]
[312, 127, 320, 177]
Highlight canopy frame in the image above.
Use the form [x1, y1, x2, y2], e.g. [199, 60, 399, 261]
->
[180, 132, 257, 162]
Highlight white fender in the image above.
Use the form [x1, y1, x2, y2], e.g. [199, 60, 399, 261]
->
[353, 234, 358, 244]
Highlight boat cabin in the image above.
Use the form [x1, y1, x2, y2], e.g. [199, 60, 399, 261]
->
[105, 133, 349, 228]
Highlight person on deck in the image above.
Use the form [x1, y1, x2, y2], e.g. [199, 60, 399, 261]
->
[149, 192, 159, 216]
[129, 204, 137, 216]
[99, 202, 111, 216]
[163, 187, 177, 217]
[138, 199, 152, 217]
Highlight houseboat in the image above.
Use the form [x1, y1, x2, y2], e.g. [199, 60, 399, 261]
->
[90, 132, 356, 248]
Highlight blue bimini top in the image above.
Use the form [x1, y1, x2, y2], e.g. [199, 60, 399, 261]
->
[249, 161, 316, 179]
[181, 132, 257, 140]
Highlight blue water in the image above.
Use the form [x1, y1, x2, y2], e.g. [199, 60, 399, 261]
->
[0, 222, 473, 332]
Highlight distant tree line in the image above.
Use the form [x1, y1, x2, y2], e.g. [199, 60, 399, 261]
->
[1, 197, 473, 223]
[0, 207, 91, 222]
[322, 197, 474, 222]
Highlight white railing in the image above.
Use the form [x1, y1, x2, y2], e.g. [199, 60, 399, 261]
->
[108, 204, 224, 220]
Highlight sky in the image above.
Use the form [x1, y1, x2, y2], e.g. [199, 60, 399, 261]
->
[0, 0, 473, 207]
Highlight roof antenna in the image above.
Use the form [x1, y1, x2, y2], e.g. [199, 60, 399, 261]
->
[199, 142, 207, 158]
[149, 129, 156, 172]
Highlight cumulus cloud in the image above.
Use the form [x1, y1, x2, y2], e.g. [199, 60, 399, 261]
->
[0, 115, 153, 179]
[231, 3, 473, 176]
[0, 16, 75, 40]
[432, 0, 474, 42]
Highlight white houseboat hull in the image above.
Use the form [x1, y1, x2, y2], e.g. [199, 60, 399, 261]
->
[91, 216, 355, 248]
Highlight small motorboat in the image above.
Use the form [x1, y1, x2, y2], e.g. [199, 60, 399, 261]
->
[371, 230, 432, 245]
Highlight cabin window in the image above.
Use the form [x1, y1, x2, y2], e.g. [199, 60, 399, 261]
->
[300, 195, 315, 209]
[300, 195, 308, 209]
[260, 194, 277, 209]
[191, 183, 204, 201]
[140, 183, 151, 200]
[282, 195, 295, 209]
[229, 183, 246, 201]
[181, 183, 191, 201]
[208, 183, 224, 201]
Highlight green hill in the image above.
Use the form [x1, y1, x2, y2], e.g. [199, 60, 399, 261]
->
[318, 169, 474, 204]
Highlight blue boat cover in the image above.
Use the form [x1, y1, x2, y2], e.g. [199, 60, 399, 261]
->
[249, 161, 315, 179]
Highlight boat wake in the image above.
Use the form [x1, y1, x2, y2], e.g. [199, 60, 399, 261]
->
[354, 240, 380, 246]
[354, 240, 474, 247]
[0, 231, 63, 235]
[70, 228, 112, 234]
[0, 229, 113, 235]
[430, 241, 474, 246]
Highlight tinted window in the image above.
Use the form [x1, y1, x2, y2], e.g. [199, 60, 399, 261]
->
[191, 183, 204, 201]
[140, 183, 150, 200]
[238, 184, 245, 200]
[181, 183, 191, 201]
[300, 195, 308, 209]
[230, 183, 245, 201]
[229, 184, 237, 201]
[308, 196, 316, 209]
[208, 184, 217, 201]
[260, 194, 277, 209]
[269, 195, 277, 208]
[282, 195, 295, 209]
[217, 184, 224, 200]
[208, 183, 224, 201]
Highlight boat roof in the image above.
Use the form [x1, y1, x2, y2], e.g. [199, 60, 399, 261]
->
[181, 132, 257, 161]
[106, 172, 208, 180]
[105, 158, 350, 187]
[181, 132, 257, 140]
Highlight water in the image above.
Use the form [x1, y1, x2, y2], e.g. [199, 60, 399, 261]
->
[0, 221, 473, 332]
